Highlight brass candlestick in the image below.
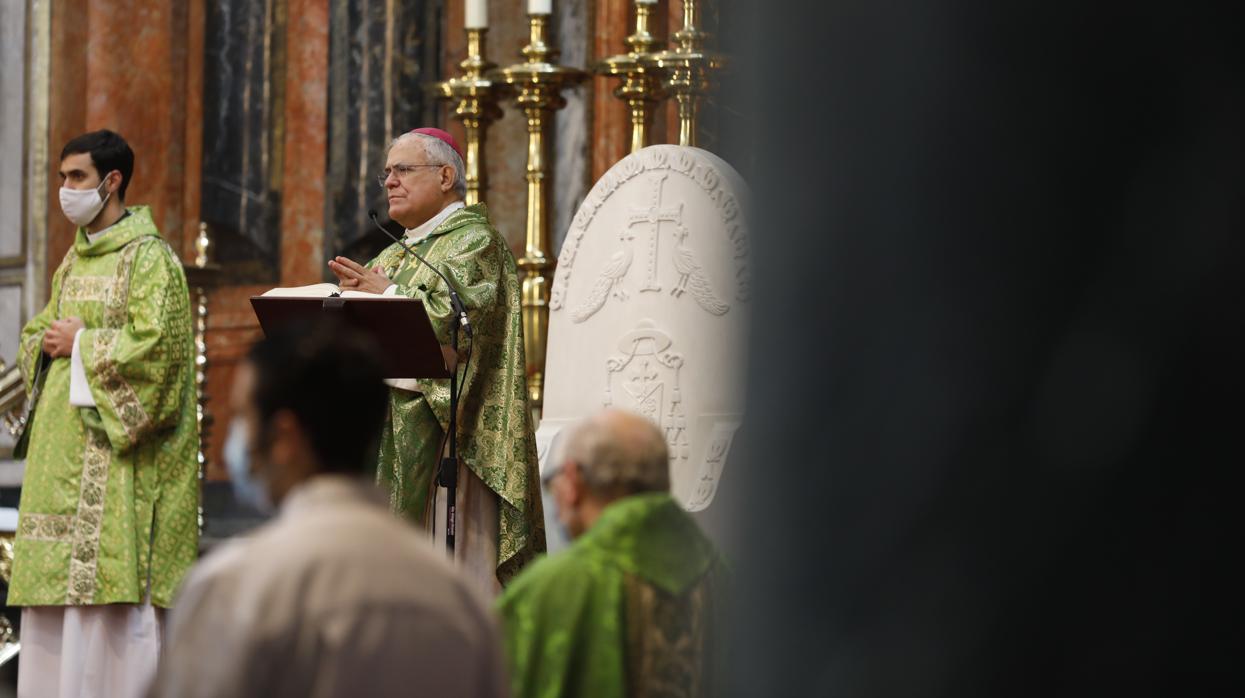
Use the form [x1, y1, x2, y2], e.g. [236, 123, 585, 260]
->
[597, 0, 664, 154]
[494, 13, 587, 410]
[436, 28, 504, 206]
[182, 222, 220, 534]
[642, 0, 723, 147]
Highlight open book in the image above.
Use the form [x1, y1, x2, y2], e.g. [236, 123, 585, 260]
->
[260, 283, 401, 299]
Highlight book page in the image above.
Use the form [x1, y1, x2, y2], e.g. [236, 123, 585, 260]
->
[340, 289, 401, 299]
[260, 283, 341, 298]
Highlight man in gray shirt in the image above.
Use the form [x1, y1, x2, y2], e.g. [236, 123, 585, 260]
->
[149, 322, 507, 698]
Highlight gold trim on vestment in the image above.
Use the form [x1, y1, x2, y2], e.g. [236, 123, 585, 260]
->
[90, 241, 152, 444]
[60, 275, 120, 304]
[66, 429, 111, 604]
[623, 573, 711, 698]
[16, 513, 74, 542]
[91, 329, 151, 445]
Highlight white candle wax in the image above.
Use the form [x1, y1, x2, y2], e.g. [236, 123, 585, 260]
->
[528, 0, 552, 15]
[635, 0, 658, 4]
[465, 0, 488, 28]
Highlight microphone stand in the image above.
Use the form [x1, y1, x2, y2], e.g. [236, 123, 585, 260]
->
[444, 318, 460, 554]
[368, 210, 470, 555]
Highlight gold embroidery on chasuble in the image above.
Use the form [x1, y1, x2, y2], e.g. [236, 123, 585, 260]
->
[67, 430, 111, 604]
[65, 240, 142, 605]
[92, 240, 153, 445]
[623, 573, 713, 698]
[18, 331, 44, 386]
[60, 276, 119, 304]
[91, 329, 150, 444]
[17, 514, 74, 542]
[104, 241, 143, 323]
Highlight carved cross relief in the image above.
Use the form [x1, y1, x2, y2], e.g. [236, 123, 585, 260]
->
[570, 173, 731, 322]
[628, 174, 684, 293]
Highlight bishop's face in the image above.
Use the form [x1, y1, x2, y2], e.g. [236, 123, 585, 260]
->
[383, 138, 451, 229]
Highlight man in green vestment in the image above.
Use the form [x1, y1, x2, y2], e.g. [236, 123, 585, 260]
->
[11, 129, 199, 697]
[497, 409, 727, 698]
[328, 127, 543, 589]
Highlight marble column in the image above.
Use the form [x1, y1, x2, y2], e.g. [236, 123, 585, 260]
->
[0, 0, 29, 463]
[180, 0, 207, 263]
[0, 1, 26, 276]
[44, 3, 89, 281]
[324, 0, 440, 267]
[551, 0, 593, 256]
[200, 0, 287, 281]
[23, 0, 52, 319]
[281, 0, 329, 286]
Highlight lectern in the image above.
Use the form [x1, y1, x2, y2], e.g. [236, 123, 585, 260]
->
[249, 296, 463, 551]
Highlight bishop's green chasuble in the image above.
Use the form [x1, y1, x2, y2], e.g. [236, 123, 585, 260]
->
[497, 493, 727, 698]
[367, 203, 544, 582]
[11, 206, 200, 608]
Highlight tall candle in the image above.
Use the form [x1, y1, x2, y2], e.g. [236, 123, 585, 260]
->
[528, 0, 552, 14]
[466, 0, 488, 28]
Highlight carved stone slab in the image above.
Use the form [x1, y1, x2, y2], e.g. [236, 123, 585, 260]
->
[538, 145, 749, 514]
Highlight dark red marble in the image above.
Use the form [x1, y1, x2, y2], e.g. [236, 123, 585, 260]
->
[280, 0, 329, 286]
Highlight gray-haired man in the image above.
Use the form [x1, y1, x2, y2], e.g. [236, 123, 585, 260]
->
[498, 409, 727, 698]
[327, 127, 543, 593]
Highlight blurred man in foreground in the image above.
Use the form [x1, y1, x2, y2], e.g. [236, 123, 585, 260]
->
[149, 323, 507, 698]
[498, 409, 726, 698]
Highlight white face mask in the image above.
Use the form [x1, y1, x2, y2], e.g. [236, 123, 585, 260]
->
[59, 177, 112, 228]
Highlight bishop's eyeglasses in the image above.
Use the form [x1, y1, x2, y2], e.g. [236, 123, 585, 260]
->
[377, 163, 443, 188]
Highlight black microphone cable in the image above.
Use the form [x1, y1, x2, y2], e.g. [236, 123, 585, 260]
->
[367, 209, 476, 542]
[368, 210, 472, 338]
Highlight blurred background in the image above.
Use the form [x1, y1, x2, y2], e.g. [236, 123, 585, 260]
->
[719, 0, 1243, 695]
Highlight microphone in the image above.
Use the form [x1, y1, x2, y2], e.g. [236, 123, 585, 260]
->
[368, 209, 471, 337]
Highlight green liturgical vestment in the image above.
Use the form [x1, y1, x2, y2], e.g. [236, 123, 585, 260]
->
[11, 206, 200, 608]
[367, 203, 543, 581]
[498, 493, 726, 698]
